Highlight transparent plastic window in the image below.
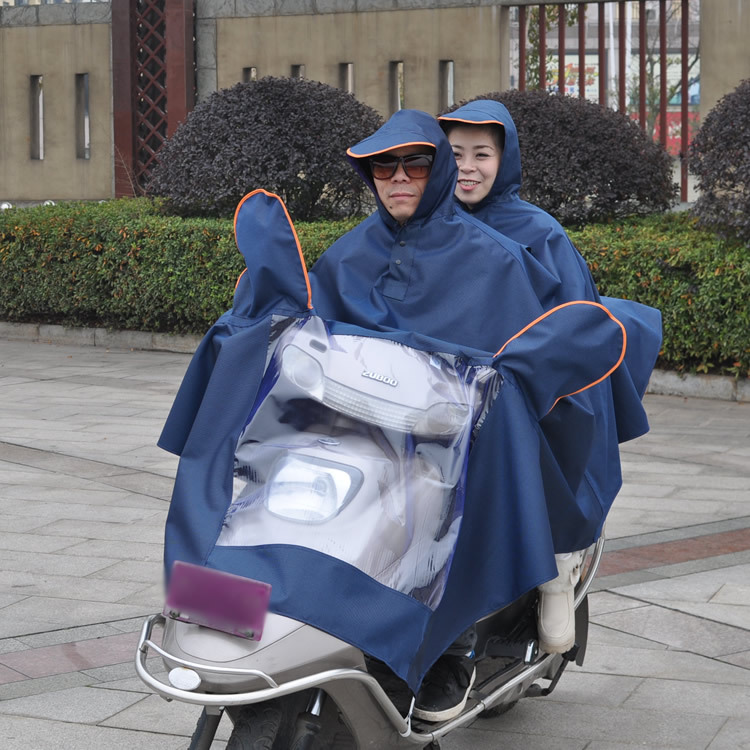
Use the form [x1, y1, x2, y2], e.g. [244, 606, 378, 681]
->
[217, 317, 496, 609]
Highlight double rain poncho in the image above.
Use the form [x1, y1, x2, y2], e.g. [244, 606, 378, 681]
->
[309, 110, 660, 552]
[159, 188, 628, 691]
[158, 110, 658, 691]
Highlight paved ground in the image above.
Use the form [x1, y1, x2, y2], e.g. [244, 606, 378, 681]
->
[0, 338, 748, 749]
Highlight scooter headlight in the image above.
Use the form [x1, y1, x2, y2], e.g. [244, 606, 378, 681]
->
[265, 454, 363, 523]
[280, 344, 325, 399]
[413, 401, 471, 437]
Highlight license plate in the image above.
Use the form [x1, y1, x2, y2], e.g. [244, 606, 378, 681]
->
[164, 561, 271, 640]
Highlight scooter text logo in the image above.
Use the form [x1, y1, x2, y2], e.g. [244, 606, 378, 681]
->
[361, 370, 398, 387]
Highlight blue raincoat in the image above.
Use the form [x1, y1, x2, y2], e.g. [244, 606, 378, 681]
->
[437, 100, 662, 442]
[159, 188, 628, 691]
[308, 110, 563, 338]
[309, 109, 659, 552]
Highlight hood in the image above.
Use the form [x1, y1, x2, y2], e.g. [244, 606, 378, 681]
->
[347, 109, 458, 229]
[438, 99, 522, 208]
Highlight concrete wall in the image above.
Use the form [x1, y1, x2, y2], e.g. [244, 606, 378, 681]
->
[0, 2, 112, 201]
[198, 1, 510, 117]
[699, 0, 750, 119]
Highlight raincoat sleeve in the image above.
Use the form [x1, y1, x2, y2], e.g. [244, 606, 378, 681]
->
[158, 314, 250, 456]
[494, 300, 627, 419]
[599, 296, 662, 442]
[158, 190, 313, 457]
[418, 299, 628, 685]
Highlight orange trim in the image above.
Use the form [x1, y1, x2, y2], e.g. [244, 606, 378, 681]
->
[233, 189, 313, 311]
[234, 268, 247, 291]
[346, 140, 436, 158]
[437, 116, 505, 128]
[493, 301, 628, 412]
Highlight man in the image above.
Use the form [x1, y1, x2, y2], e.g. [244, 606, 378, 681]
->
[308, 109, 618, 721]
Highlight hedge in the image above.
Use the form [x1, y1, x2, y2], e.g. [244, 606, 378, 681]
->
[570, 213, 749, 378]
[1, 200, 748, 377]
[0, 199, 359, 335]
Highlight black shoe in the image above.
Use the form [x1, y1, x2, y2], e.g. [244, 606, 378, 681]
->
[413, 654, 477, 722]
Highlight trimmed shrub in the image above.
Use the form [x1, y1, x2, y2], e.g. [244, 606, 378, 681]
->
[0, 199, 360, 334]
[0, 199, 238, 333]
[146, 77, 383, 221]
[1, 203, 747, 376]
[689, 78, 750, 246]
[441, 90, 678, 226]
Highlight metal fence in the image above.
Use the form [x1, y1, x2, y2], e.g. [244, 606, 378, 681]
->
[505, 0, 698, 201]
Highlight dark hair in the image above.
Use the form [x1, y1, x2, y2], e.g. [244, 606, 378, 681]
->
[440, 121, 505, 151]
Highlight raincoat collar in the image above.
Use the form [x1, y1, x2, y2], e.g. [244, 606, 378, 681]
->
[347, 109, 458, 230]
[438, 99, 522, 209]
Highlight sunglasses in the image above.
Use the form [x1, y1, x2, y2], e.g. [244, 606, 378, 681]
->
[369, 153, 434, 180]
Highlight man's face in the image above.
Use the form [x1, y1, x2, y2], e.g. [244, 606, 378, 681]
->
[448, 125, 502, 206]
[370, 145, 433, 225]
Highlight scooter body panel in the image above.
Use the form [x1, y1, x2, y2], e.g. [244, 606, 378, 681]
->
[160, 612, 366, 694]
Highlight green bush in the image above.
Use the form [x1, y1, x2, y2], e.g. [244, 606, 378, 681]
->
[569, 212, 750, 377]
[0, 199, 359, 334]
[146, 77, 383, 222]
[1, 201, 747, 377]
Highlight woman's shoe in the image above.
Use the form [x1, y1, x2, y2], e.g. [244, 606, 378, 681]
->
[537, 550, 585, 654]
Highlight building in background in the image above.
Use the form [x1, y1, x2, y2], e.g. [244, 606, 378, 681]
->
[0, 1, 744, 204]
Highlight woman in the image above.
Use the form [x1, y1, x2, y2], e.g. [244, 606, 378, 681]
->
[438, 100, 662, 655]
[440, 99, 607, 305]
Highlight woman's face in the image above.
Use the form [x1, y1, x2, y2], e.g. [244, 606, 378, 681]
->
[448, 125, 502, 206]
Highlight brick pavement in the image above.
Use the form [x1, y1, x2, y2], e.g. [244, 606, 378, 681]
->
[0, 339, 748, 749]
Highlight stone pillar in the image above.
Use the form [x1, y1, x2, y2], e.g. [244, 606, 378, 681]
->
[700, 0, 750, 121]
[165, 0, 196, 136]
[111, 0, 136, 197]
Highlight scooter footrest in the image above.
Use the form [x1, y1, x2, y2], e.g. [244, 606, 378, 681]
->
[484, 637, 537, 662]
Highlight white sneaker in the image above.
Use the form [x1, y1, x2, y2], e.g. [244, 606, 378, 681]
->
[537, 551, 584, 654]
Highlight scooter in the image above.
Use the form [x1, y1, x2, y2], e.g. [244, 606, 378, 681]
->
[136, 313, 610, 749]
[136, 541, 603, 749]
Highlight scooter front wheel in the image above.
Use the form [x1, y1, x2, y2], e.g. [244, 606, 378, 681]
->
[188, 708, 223, 750]
[226, 702, 283, 750]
